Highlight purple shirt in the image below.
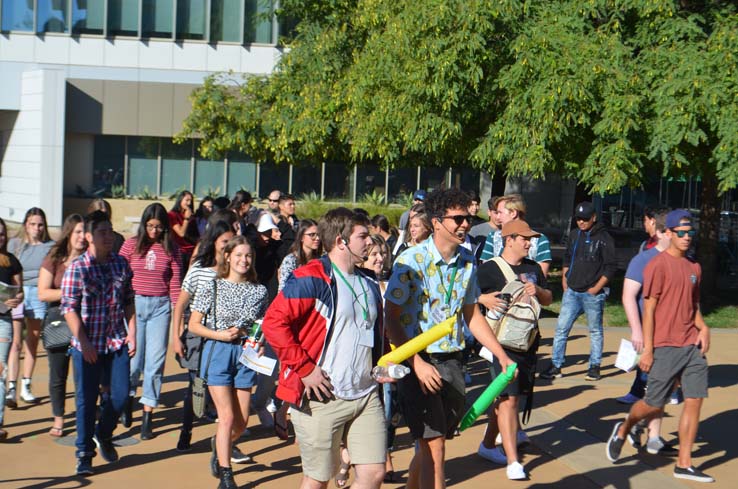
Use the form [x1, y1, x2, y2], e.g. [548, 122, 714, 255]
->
[61, 251, 134, 353]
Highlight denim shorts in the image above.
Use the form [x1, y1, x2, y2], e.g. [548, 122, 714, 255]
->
[200, 340, 256, 388]
[23, 285, 48, 320]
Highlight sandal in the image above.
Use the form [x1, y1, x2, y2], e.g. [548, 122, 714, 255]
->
[49, 426, 64, 438]
[335, 449, 351, 488]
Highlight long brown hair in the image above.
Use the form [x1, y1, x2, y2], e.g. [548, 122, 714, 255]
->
[218, 235, 257, 283]
[289, 219, 322, 266]
[0, 218, 10, 267]
[48, 214, 86, 262]
[17, 207, 51, 244]
[134, 203, 174, 256]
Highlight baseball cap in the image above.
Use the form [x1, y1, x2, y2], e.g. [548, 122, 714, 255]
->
[501, 220, 541, 238]
[256, 213, 278, 233]
[413, 189, 427, 201]
[665, 209, 692, 229]
[574, 202, 595, 220]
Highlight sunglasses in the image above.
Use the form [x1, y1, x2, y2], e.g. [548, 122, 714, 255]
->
[268, 199, 279, 203]
[672, 229, 696, 238]
[442, 215, 472, 226]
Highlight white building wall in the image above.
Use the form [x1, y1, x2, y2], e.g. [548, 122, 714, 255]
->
[0, 69, 66, 225]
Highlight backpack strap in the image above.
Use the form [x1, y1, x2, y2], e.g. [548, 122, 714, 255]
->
[491, 256, 517, 284]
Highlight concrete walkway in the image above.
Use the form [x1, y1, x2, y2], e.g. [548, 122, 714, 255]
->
[2, 320, 736, 488]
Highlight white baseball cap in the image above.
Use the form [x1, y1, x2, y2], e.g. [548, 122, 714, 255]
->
[256, 213, 278, 233]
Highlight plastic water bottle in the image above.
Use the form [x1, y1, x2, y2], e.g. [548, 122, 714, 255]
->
[372, 364, 411, 380]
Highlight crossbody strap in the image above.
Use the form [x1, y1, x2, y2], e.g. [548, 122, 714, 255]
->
[199, 279, 218, 382]
[491, 257, 517, 284]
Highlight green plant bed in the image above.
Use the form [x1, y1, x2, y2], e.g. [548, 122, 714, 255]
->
[297, 201, 406, 227]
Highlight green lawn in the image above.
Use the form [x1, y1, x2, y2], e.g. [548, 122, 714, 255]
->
[543, 269, 738, 328]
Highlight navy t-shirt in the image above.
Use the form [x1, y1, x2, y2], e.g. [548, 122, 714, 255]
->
[624, 247, 660, 314]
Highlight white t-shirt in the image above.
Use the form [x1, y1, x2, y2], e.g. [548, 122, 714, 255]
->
[321, 271, 378, 400]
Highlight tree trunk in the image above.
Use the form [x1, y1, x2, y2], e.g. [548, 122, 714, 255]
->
[698, 164, 719, 306]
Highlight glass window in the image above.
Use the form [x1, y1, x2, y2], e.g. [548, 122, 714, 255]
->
[291, 164, 321, 198]
[420, 166, 448, 193]
[324, 162, 351, 201]
[92, 135, 125, 195]
[259, 162, 289, 199]
[71, 0, 105, 35]
[356, 164, 386, 201]
[142, 0, 174, 38]
[227, 156, 258, 198]
[128, 136, 159, 197]
[211, 0, 241, 42]
[108, 0, 138, 36]
[37, 0, 69, 33]
[450, 167, 480, 193]
[2, 0, 35, 32]
[161, 138, 192, 196]
[176, 0, 206, 40]
[194, 158, 225, 197]
[388, 166, 417, 203]
[244, 0, 272, 44]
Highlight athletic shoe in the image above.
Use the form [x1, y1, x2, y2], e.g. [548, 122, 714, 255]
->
[4, 386, 17, 409]
[673, 465, 714, 483]
[477, 443, 506, 465]
[670, 389, 684, 405]
[626, 423, 644, 448]
[93, 435, 119, 463]
[20, 378, 37, 403]
[76, 457, 94, 476]
[495, 430, 531, 447]
[539, 365, 562, 379]
[265, 399, 278, 414]
[230, 446, 251, 463]
[256, 408, 275, 428]
[506, 461, 527, 480]
[585, 365, 601, 381]
[210, 436, 219, 478]
[616, 393, 641, 404]
[646, 437, 678, 456]
[606, 422, 624, 462]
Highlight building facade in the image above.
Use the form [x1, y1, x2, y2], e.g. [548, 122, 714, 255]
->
[0, 0, 483, 227]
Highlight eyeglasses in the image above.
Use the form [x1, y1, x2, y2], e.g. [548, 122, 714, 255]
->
[305, 232, 320, 239]
[442, 215, 472, 226]
[672, 229, 696, 238]
[146, 225, 164, 231]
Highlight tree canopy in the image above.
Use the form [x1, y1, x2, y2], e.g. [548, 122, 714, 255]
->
[180, 0, 737, 198]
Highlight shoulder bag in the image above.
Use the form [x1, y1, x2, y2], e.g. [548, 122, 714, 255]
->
[41, 305, 72, 350]
[192, 280, 217, 419]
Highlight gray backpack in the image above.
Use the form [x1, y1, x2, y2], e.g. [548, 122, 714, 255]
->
[485, 257, 541, 352]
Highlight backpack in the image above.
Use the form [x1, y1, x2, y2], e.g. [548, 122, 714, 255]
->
[485, 257, 541, 353]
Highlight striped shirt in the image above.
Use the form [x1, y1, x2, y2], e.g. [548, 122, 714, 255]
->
[61, 251, 134, 353]
[119, 238, 182, 306]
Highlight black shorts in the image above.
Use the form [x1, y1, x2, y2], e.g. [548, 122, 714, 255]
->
[490, 334, 540, 398]
[397, 353, 466, 440]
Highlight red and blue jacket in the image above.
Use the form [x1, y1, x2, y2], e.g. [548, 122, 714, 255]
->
[262, 255, 386, 406]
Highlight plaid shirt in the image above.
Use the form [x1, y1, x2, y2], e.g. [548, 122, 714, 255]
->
[61, 251, 134, 353]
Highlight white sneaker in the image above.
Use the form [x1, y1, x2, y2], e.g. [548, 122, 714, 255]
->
[266, 399, 278, 414]
[506, 461, 527, 480]
[20, 379, 37, 403]
[477, 443, 506, 465]
[256, 408, 275, 428]
[230, 446, 251, 463]
[495, 430, 530, 447]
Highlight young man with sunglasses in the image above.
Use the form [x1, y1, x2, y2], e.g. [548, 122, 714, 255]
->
[385, 188, 515, 489]
[540, 201, 616, 381]
[606, 210, 713, 483]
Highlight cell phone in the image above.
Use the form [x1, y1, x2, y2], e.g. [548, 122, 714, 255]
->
[498, 293, 513, 303]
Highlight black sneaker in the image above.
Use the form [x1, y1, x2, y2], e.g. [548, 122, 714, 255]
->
[176, 430, 192, 452]
[539, 365, 562, 379]
[210, 436, 219, 478]
[218, 466, 238, 489]
[673, 465, 715, 483]
[93, 435, 119, 463]
[585, 364, 601, 381]
[76, 456, 94, 476]
[606, 421, 625, 462]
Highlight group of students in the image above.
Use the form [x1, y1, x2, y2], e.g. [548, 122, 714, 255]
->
[0, 186, 713, 487]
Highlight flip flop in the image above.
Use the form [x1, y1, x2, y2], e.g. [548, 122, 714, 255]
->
[49, 427, 64, 437]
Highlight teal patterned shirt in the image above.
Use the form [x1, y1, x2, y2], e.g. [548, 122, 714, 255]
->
[385, 237, 479, 353]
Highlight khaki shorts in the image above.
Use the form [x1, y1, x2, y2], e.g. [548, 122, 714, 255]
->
[291, 389, 387, 482]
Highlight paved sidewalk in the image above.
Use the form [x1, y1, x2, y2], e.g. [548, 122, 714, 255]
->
[2, 320, 736, 488]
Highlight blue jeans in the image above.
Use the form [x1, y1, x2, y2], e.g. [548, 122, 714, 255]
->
[0, 317, 13, 426]
[629, 367, 648, 398]
[71, 346, 130, 458]
[129, 295, 171, 407]
[551, 288, 606, 368]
